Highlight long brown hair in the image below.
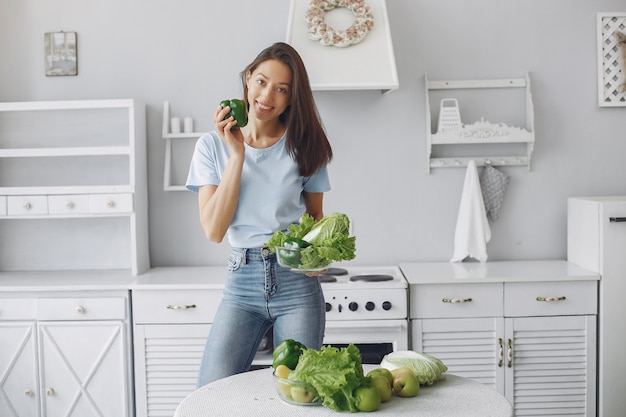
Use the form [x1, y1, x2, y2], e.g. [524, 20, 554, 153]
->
[241, 42, 332, 177]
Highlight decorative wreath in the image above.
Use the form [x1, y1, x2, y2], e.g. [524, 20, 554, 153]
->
[305, 0, 374, 48]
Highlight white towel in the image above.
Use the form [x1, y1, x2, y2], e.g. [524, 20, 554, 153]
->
[450, 160, 491, 263]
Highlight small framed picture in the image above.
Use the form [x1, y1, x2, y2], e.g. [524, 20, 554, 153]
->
[45, 31, 77, 76]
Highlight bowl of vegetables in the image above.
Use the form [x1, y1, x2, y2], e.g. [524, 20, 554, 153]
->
[275, 242, 331, 272]
[273, 369, 320, 406]
[267, 213, 356, 273]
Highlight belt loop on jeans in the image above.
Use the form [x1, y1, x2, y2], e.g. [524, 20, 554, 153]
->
[241, 248, 248, 265]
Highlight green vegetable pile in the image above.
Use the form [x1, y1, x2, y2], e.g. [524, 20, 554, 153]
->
[266, 212, 356, 270]
[288, 344, 367, 412]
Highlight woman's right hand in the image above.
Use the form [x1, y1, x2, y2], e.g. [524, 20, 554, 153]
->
[214, 105, 245, 156]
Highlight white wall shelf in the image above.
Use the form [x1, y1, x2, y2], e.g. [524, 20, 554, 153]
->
[425, 73, 535, 173]
[0, 99, 149, 275]
[162, 101, 201, 191]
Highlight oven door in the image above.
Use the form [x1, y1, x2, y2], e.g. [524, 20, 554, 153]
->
[323, 320, 409, 364]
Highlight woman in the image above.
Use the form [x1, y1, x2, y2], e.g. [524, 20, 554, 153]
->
[186, 42, 333, 387]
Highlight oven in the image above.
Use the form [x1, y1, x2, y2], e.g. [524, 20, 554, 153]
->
[255, 265, 409, 366]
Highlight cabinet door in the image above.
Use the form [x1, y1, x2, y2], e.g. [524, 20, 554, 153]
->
[133, 324, 210, 417]
[504, 315, 597, 417]
[38, 321, 130, 417]
[0, 322, 39, 417]
[412, 317, 505, 392]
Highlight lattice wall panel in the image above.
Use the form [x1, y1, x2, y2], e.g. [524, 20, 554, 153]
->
[597, 13, 626, 107]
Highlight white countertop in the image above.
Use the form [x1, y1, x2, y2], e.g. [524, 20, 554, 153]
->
[174, 366, 514, 417]
[130, 266, 226, 290]
[400, 260, 599, 284]
[0, 269, 136, 292]
[0, 261, 600, 293]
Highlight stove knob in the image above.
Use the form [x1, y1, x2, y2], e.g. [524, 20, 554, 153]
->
[325, 303, 332, 312]
[349, 302, 358, 311]
[382, 301, 392, 311]
[365, 301, 375, 311]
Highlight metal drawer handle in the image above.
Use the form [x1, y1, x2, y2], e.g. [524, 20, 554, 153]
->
[507, 339, 513, 368]
[497, 338, 503, 367]
[536, 296, 566, 302]
[76, 305, 85, 313]
[106, 200, 116, 208]
[166, 304, 196, 310]
[609, 217, 626, 222]
[23, 202, 32, 210]
[442, 298, 472, 304]
[47, 388, 55, 396]
[25, 389, 33, 396]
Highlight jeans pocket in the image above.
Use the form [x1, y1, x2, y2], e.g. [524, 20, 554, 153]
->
[226, 251, 242, 272]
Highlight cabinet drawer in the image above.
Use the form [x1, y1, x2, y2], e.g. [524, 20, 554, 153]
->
[411, 283, 503, 318]
[132, 289, 222, 324]
[0, 196, 6, 215]
[37, 297, 127, 320]
[504, 281, 597, 317]
[0, 298, 37, 320]
[89, 193, 133, 213]
[48, 194, 90, 214]
[7, 195, 48, 215]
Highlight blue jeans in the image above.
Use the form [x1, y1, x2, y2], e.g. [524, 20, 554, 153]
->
[196, 247, 326, 387]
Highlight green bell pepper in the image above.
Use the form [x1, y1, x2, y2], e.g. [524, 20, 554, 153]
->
[283, 237, 311, 249]
[277, 238, 311, 268]
[219, 99, 248, 129]
[272, 339, 306, 370]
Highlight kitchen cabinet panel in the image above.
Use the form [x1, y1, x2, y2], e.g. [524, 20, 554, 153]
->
[412, 317, 505, 390]
[410, 282, 503, 318]
[39, 321, 129, 417]
[0, 322, 38, 417]
[505, 315, 596, 416]
[504, 280, 597, 317]
[133, 324, 210, 417]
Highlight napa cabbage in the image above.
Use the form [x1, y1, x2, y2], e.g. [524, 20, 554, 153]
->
[380, 351, 448, 385]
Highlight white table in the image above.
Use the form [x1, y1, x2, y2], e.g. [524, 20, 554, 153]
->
[174, 367, 514, 417]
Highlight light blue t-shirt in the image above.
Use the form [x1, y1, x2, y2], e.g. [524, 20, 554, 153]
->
[186, 131, 331, 248]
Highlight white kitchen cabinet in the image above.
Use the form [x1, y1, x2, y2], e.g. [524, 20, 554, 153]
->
[131, 267, 228, 417]
[0, 99, 149, 275]
[0, 291, 133, 417]
[568, 196, 626, 417]
[403, 261, 598, 417]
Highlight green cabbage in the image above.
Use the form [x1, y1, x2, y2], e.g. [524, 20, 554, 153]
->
[266, 213, 356, 270]
[288, 344, 366, 412]
[380, 351, 448, 385]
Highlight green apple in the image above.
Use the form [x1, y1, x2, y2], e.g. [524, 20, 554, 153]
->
[367, 368, 394, 386]
[291, 385, 315, 403]
[354, 385, 381, 412]
[369, 374, 393, 402]
[391, 367, 420, 397]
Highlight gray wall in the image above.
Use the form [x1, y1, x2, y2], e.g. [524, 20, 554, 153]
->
[1, 0, 625, 267]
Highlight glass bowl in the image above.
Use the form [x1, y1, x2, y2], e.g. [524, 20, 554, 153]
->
[274, 246, 331, 273]
[272, 371, 320, 406]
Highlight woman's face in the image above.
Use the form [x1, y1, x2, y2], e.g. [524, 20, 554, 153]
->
[246, 58, 292, 123]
